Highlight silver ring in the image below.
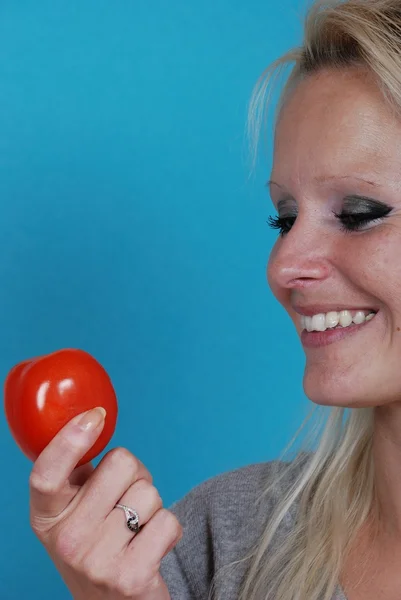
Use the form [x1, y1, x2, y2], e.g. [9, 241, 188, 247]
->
[115, 503, 140, 534]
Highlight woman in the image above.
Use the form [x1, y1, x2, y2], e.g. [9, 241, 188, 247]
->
[28, 0, 401, 598]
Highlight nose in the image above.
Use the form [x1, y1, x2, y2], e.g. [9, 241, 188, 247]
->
[268, 226, 333, 293]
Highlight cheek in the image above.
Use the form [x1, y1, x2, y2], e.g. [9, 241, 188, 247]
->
[343, 228, 401, 309]
[368, 227, 395, 265]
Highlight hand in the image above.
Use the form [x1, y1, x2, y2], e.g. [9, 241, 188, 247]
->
[29, 407, 183, 599]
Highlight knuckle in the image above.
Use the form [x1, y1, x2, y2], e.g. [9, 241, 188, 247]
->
[117, 569, 161, 597]
[148, 484, 163, 509]
[158, 509, 182, 539]
[146, 574, 164, 592]
[115, 576, 136, 598]
[81, 558, 110, 588]
[107, 447, 140, 478]
[29, 470, 58, 496]
[134, 480, 162, 508]
[53, 526, 84, 564]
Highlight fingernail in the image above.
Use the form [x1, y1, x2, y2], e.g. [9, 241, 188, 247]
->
[78, 407, 107, 431]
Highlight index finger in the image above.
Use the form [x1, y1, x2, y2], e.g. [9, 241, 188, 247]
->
[29, 407, 106, 518]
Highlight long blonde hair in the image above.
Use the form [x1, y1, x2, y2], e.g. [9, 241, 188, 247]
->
[212, 1, 401, 598]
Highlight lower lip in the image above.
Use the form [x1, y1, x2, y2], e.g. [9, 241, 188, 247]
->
[300, 316, 376, 348]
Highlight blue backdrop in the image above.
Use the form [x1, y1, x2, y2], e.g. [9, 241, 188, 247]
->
[0, 1, 309, 597]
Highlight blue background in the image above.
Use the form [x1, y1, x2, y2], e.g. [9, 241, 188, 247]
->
[0, 1, 309, 597]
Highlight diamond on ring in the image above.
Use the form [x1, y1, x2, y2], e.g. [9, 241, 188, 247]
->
[115, 503, 140, 534]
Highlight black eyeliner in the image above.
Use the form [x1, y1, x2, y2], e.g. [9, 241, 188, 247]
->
[267, 196, 393, 237]
[333, 196, 393, 232]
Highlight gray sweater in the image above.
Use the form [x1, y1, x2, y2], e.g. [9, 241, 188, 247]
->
[160, 460, 347, 600]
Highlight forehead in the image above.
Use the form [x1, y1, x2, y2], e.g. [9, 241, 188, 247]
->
[272, 68, 401, 188]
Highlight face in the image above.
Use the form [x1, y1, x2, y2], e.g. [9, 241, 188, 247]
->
[268, 67, 401, 408]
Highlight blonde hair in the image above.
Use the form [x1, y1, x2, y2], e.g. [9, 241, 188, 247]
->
[211, 1, 401, 599]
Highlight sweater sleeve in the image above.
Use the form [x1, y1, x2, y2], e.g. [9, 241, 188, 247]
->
[159, 460, 293, 600]
[160, 543, 198, 599]
[159, 480, 216, 599]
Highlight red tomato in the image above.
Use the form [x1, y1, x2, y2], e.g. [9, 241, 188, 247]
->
[4, 349, 118, 466]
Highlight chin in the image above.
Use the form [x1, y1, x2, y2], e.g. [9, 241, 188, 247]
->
[302, 365, 384, 408]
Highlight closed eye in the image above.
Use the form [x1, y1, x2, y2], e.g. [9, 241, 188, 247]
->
[267, 215, 296, 236]
[267, 206, 392, 237]
[333, 207, 392, 232]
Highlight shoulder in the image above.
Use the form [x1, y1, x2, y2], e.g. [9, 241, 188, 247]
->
[169, 454, 310, 522]
[160, 456, 310, 599]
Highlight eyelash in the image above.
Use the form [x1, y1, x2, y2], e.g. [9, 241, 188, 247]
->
[267, 210, 390, 237]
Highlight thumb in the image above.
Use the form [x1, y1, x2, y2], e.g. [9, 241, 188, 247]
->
[29, 407, 105, 522]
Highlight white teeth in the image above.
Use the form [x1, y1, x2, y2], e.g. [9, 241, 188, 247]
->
[325, 311, 339, 328]
[300, 309, 376, 332]
[352, 310, 366, 325]
[339, 310, 353, 328]
[305, 316, 313, 332]
[311, 313, 326, 331]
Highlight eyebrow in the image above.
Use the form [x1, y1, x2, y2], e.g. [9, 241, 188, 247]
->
[267, 175, 382, 190]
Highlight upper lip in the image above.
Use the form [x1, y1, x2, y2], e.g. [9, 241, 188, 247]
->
[292, 304, 378, 317]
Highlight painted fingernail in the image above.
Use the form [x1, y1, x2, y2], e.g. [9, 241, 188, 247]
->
[78, 407, 107, 431]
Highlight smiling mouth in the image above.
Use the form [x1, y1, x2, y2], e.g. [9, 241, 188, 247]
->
[301, 309, 377, 332]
